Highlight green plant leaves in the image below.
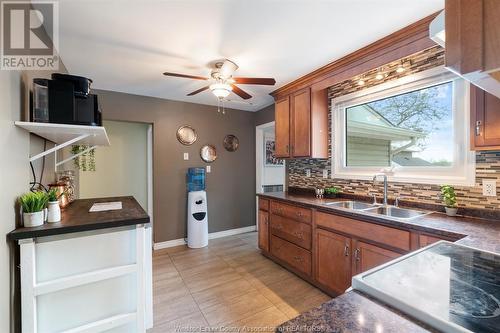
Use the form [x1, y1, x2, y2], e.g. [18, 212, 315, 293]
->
[19, 191, 49, 213]
[440, 185, 457, 208]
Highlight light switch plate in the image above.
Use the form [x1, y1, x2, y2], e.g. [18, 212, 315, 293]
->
[183, 152, 189, 160]
[206, 165, 211, 173]
[482, 179, 496, 196]
[323, 169, 328, 179]
[306, 169, 311, 177]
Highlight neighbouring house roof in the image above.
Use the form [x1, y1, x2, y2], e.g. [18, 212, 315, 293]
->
[346, 104, 424, 141]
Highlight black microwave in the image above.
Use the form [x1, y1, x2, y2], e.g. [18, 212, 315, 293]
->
[32, 74, 102, 126]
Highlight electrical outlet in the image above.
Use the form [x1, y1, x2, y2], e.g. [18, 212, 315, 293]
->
[323, 169, 328, 179]
[482, 179, 496, 196]
[306, 169, 311, 177]
[183, 152, 189, 160]
[206, 165, 211, 173]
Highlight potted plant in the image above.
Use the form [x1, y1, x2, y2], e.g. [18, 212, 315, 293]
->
[440, 185, 458, 216]
[324, 187, 341, 198]
[19, 191, 49, 227]
[47, 189, 62, 223]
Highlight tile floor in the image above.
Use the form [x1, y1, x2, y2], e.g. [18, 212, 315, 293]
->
[149, 232, 330, 333]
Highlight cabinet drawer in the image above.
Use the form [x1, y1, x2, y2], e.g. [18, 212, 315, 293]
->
[315, 211, 410, 251]
[270, 201, 312, 224]
[270, 214, 311, 250]
[259, 198, 269, 211]
[270, 235, 311, 276]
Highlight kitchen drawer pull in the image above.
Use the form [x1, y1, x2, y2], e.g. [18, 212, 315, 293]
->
[476, 121, 482, 136]
[296, 211, 302, 217]
[344, 244, 349, 257]
[293, 255, 303, 262]
[293, 231, 304, 240]
[274, 224, 283, 230]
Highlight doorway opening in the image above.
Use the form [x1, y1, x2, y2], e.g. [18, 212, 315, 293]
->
[256, 121, 285, 194]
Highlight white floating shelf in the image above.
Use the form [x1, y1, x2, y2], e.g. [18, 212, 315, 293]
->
[15, 121, 110, 164]
[15, 121, 110, 146]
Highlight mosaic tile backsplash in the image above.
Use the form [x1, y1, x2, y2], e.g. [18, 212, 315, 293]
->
[287, 46, 500, 210]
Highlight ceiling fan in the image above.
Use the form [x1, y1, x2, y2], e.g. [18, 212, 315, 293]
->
[163, 59, 276, 100]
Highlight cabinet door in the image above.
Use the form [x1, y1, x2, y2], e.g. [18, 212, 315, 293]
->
[418, 234, 444, 248]
[315, 229, 352, 295]
[258, 210, 269, 252]
[291, 88, 311, 157]
[471, 85, 500, 149]
[275, 97, 290, 157]
[353, 241, 401, 275]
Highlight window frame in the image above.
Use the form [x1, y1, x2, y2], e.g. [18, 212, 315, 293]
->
[332, 67, 476, 186]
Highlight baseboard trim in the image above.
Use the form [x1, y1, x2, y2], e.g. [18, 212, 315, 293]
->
[153, 225, 256, 250]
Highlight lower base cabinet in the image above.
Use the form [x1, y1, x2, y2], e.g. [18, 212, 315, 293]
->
[258, 209, 269, 252]
[352, 240, 401, 274]
[315, 229, 352, 294]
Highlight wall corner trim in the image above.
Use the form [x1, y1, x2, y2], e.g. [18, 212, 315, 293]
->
[153, 225, 257, 250]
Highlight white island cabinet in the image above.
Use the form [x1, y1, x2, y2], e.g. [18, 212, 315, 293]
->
[8, 197, 151, 333]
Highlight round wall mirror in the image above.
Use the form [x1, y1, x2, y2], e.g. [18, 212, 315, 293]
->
[176, 125, 197, 145]
[223, 134, 239, 152]
[200, 145, 217, 163]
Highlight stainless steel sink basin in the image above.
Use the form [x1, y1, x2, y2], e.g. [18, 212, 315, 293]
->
[324, 201, 376, 210]
[364, 206, 429, 220]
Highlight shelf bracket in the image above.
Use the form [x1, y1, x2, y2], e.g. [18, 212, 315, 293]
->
[29, 134, 91, 163]
[55, 145, 96, 167]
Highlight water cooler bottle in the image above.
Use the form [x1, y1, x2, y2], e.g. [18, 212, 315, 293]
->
[187, 168, 208, 248]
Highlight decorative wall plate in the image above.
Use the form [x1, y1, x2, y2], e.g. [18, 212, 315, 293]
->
[223, 134, 239, 152]
[200, 145, 217, 163]
[176, 125, 197, 145]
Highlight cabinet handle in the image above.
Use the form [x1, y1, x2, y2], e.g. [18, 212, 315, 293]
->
[293, 231, 304, 240]
[354, 248, 360, 261]
[476, 121, 482, 136]
[293, 255, 303, 262]
[264, 217, 268, 225]
[296, 211, 302, 217]
[344, 244, 349, 257]
[275, 224, 283, 230]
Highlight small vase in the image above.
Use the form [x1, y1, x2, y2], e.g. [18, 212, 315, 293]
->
[23, 209, 47, 227]
[47, 201, 61, 223]
[445, 207, 458, 217]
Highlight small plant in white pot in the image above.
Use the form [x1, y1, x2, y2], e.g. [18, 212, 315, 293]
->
[440, 185, 458, 216]
[47, 189, 62, 223]
[19, 191, 49, 227]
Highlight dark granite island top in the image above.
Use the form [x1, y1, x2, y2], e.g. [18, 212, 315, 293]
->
[257, 192, 500, 333]
[8, 196, 149, 241]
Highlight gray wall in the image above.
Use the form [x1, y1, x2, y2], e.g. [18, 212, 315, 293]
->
[254, 104, 275, 126]
[95, 89, 257, 242]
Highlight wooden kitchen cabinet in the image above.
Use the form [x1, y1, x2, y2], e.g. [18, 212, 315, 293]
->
[274, 96, 291, 157]
[352, 240, 401, 275]
[258, 209, 269, 252]
[273, 87, 328, 158]
[270, 234, 312, 276]
[315, 229, 352, 295]
[471, 85, 500, 150]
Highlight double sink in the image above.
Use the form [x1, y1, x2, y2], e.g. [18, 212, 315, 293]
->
[324, 201, 431, 220]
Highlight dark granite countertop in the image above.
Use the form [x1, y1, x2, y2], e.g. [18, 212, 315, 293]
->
[258, 192, 500, 332]
[8, 196, 149, 241]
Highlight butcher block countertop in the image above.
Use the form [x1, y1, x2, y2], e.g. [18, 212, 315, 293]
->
[8, 196, 149, 241]
[257, 192, 500, 333]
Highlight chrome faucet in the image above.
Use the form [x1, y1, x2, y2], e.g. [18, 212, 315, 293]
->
[373, 173, 388, 206]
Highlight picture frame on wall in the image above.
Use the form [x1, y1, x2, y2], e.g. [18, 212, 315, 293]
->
[265, 138, 284, 166]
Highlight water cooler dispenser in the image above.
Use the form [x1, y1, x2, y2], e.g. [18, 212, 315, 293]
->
[187, 168, 208, 248]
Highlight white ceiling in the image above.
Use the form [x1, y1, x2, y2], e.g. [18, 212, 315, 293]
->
[55, 0, 443, 111]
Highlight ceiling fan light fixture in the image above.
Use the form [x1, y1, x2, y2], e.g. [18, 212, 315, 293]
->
[210, 82, 232, 98]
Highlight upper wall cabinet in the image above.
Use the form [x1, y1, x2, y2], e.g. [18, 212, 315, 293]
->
[471, 85, 500, 150]
[444, 0, 500, 99]
[274, 87, 328, 159]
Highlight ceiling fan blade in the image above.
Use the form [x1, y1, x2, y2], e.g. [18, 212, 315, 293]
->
[231, 85, 252, 100]
[232, 77, 276, 85]
[187, 86, 210, 96]
[219, 59, 239, 79]
[163, 72, 208, 80]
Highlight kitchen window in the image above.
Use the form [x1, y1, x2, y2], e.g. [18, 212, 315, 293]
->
[332, 67, 475, 185]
